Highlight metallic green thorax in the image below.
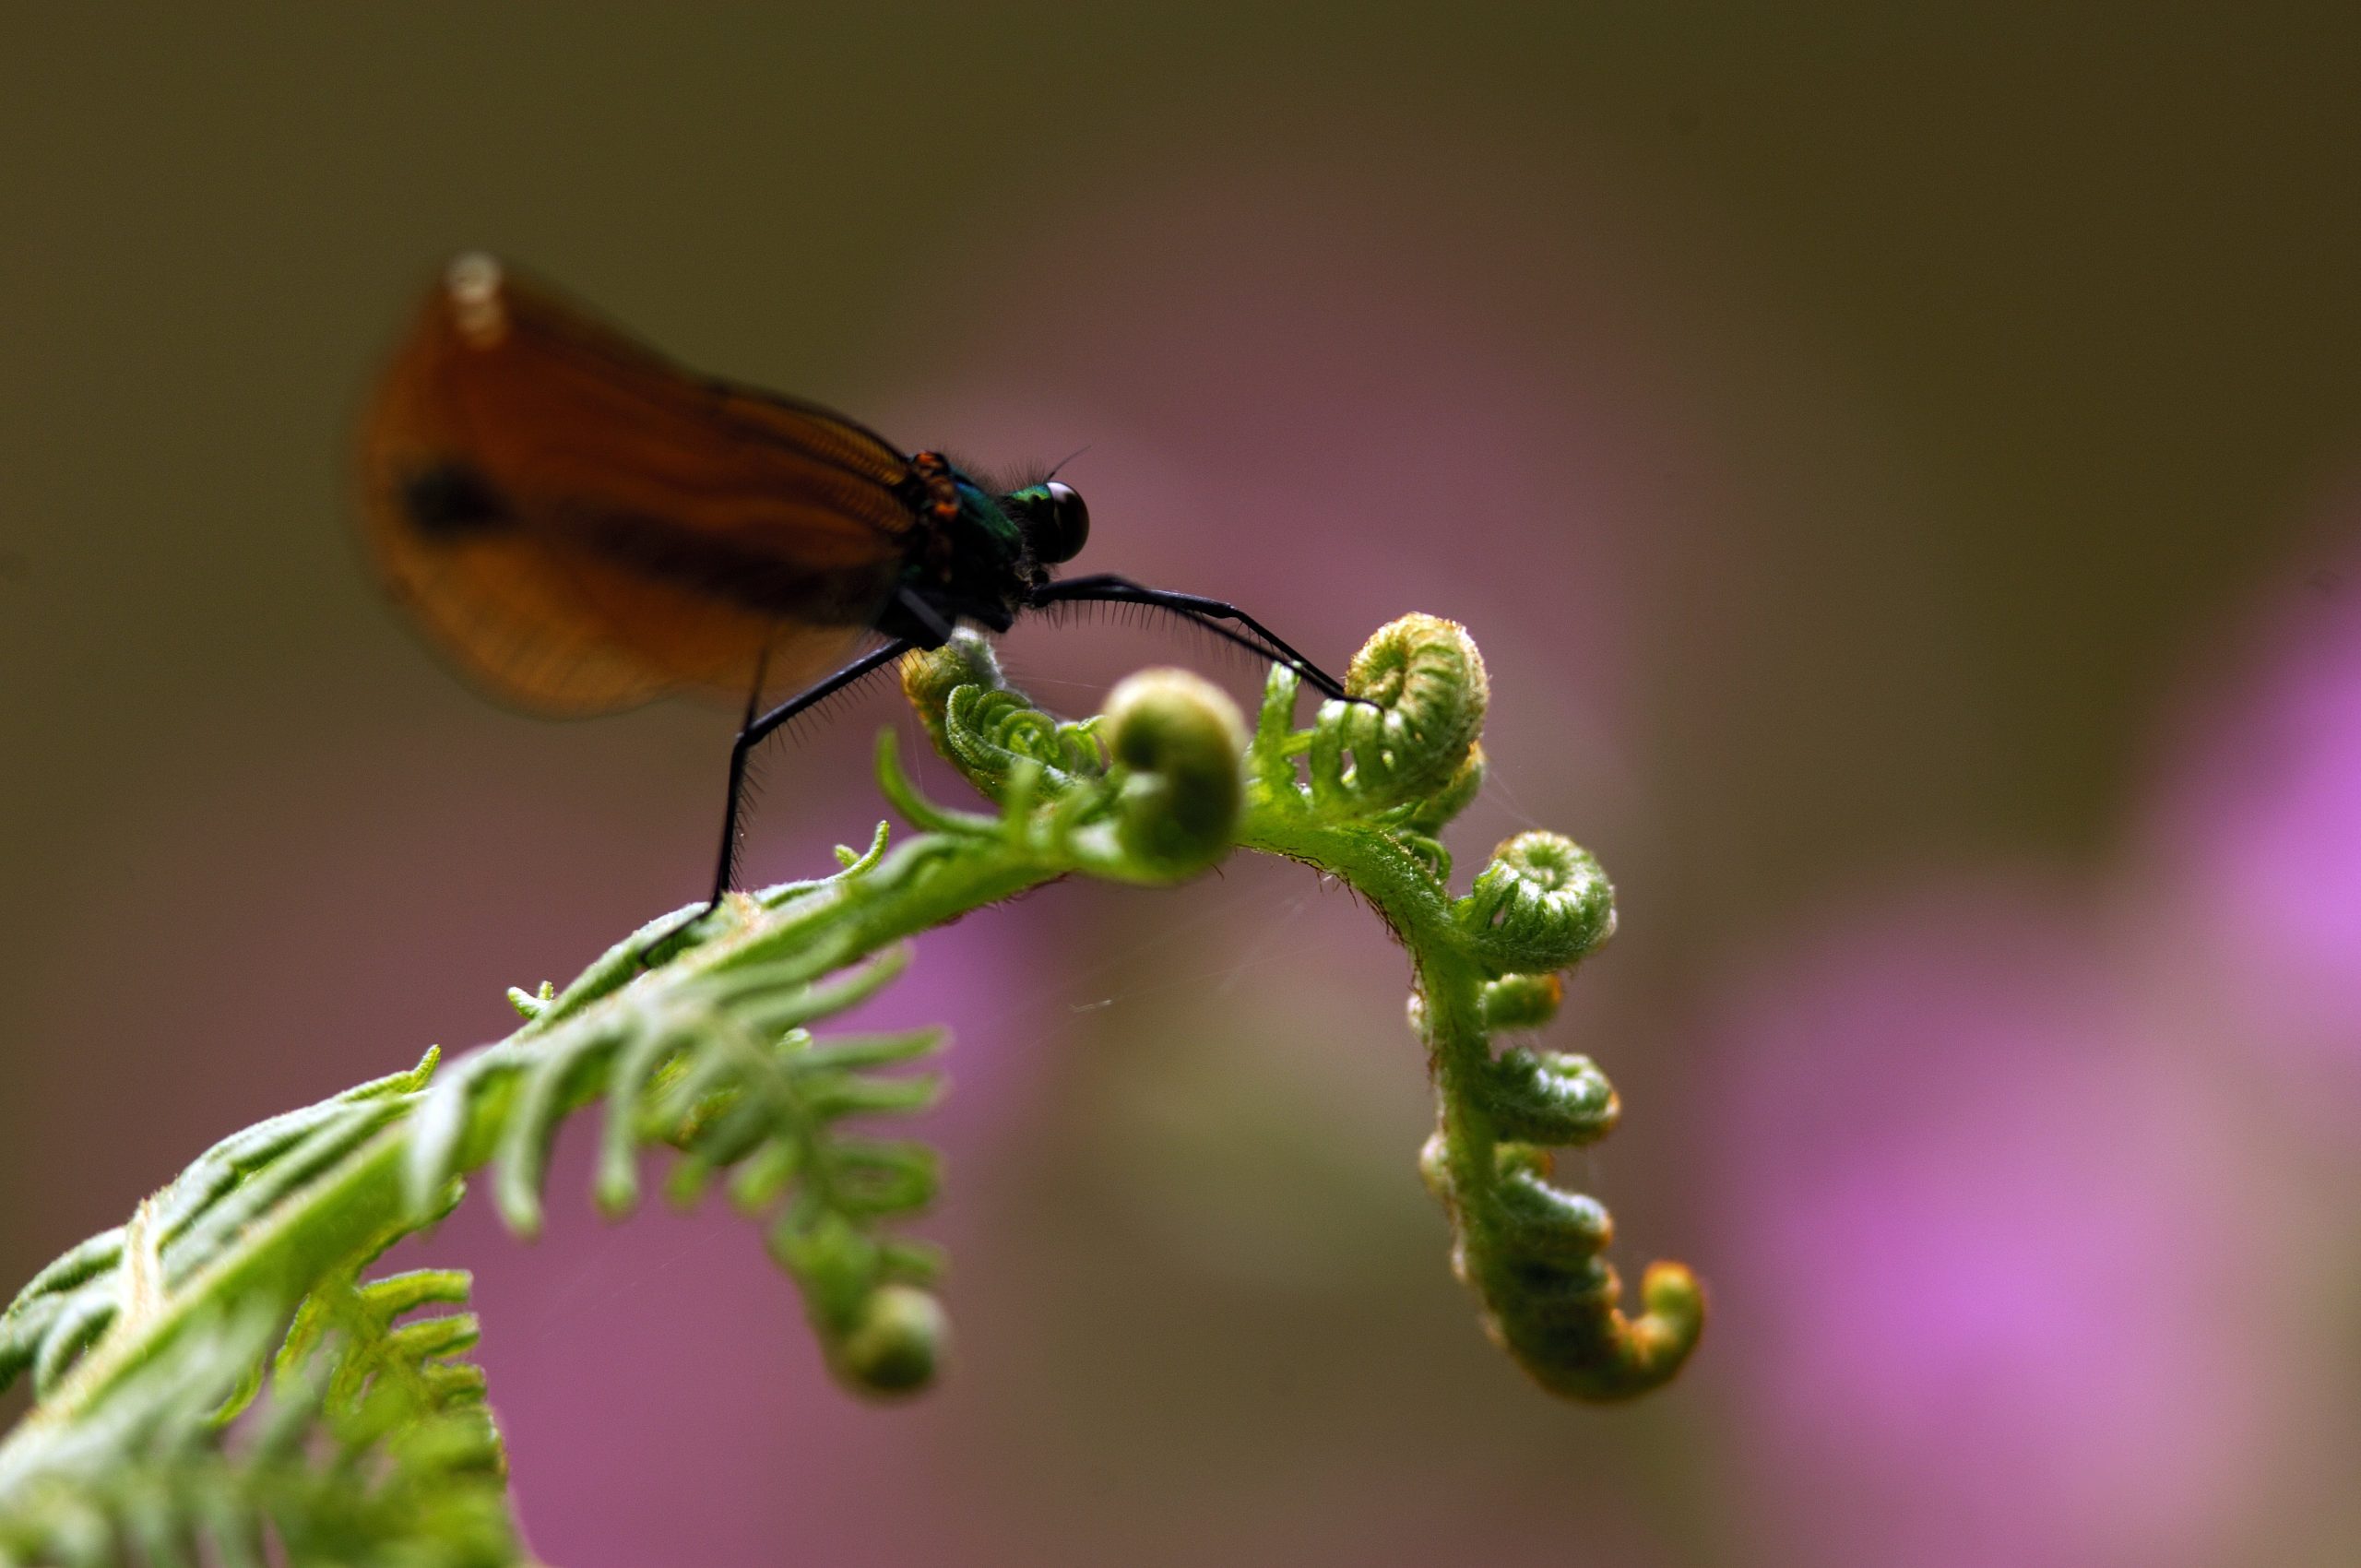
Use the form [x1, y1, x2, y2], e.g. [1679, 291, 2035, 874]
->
[886, 467, 1068, 641]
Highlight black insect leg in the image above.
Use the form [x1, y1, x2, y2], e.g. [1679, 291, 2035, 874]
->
[712, 638, 919, 906]
[707, 647, 777, 903]
[640, 637, 918, 965]
[893, 585, 958, 645]
[1027, 575, 1355, 700]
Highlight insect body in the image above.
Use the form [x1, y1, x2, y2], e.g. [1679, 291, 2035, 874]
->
[362, 255, 1348, 919]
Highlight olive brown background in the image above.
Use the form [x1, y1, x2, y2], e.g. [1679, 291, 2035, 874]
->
[6, 8, 2360, 1565]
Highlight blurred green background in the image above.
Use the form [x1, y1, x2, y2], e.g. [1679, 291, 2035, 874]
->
[6, 8, 2360, 1564]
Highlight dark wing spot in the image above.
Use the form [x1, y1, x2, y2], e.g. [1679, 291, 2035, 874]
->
[401, 461, 513, 540]
[572, 509, 893, 625]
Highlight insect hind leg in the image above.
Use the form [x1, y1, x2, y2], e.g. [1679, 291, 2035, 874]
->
[636, 637, 918, 968]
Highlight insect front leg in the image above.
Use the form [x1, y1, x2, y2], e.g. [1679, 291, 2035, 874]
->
[1029, 576, 1354, 700]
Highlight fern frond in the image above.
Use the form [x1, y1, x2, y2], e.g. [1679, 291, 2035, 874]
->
[408, 936, 950, 1387]
[1, 613, 1703, 1562]
[0, 1265, 517, 1568]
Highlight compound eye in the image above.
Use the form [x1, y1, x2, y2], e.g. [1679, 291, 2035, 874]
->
[1040, 481, 1089, 564]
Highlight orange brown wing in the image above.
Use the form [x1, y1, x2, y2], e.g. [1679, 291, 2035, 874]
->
[362, 255, 919, 714]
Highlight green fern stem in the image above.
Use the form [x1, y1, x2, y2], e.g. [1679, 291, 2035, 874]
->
[910, 615, 1703, 1400]
[1249, 807, 1697, 1397]
[0, 612, 1702, 1564]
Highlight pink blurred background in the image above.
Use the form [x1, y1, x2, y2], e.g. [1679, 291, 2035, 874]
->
[6, 9, 2361, 1563]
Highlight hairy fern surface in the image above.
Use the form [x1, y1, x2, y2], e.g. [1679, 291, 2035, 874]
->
[0, 614, 1703, 1562]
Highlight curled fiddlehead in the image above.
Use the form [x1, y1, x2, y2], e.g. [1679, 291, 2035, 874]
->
[1241, 613, 1703, 1400]
[1306, 611, 1490, 810]
[0, 612, 1701, 1561]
